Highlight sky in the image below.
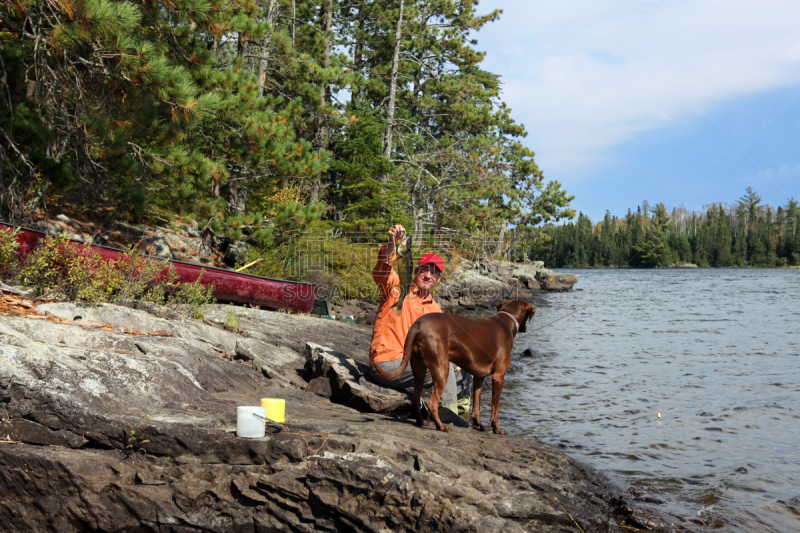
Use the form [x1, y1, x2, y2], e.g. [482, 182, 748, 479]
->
[472, 0, 800, 222]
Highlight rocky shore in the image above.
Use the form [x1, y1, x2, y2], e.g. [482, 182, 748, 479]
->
[0, 287, 691, 532]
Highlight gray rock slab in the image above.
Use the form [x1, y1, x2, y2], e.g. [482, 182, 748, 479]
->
[305, 341, 411, 416]
[0, 303, 671, 532]
[234, 337, 307, 389]
[38, 302, 241, 353]
[204, 304, 373, 363]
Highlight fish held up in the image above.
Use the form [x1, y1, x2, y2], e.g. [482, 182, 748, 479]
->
[391, 233, 414, 313]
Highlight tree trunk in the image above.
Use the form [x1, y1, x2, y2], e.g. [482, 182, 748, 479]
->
[383, 0, 405, 163]
[257, 0, 277, 93]
[352, 9, 364, 107]
[409, 7, 428, 121]
[232, 0, 276, 214]
[414, 206, 424, 247]
[509, 226, 517, 261]
[310, 0, 333, 205]
[229, 177, 247, 216]
[495, 222, 506, 256]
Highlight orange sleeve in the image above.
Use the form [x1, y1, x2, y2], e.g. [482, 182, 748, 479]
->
[372, 244, 400, 302]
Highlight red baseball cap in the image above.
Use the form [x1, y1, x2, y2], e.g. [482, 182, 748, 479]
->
[417, 253, 444, 272]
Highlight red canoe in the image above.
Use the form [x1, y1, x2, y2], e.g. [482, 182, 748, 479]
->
[0, 223, 315, 313]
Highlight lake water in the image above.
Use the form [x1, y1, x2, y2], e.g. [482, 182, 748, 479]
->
[500, 269, 799, 532]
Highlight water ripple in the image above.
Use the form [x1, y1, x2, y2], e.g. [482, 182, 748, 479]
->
[499, 269, 800, 532]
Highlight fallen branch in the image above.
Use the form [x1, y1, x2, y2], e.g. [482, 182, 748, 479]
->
[235, 258, 263, 272]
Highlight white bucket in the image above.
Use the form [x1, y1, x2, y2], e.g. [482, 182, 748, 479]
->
[236, 406, 267, 438]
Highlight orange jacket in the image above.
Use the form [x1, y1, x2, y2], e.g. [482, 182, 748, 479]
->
[369, 244, 442, 365]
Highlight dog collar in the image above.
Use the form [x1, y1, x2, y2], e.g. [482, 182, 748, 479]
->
[496, 311, 519, 333]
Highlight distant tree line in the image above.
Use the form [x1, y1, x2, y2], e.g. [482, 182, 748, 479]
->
[528, 188, 800, 268]
[0, 0, 573, 252]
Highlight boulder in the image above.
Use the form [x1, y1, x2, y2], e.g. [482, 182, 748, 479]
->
[305, 341, 411, 416]
[459, 296, 476, 307]
[538, 272, 580, 291]
[90, 233, 109, 245]
[186, 227, 204, 238]
[328, 298, 363, 321]
[225, 240, 250, 265]
[510, 264, 543, 288]
[199, 241, 212, 258]
[34, 221, 61, 235]
[441, 269, 509, 304]
[511, 264, 579, 292]
[137, 235, 173, 260]
[307, 376, 333, 398]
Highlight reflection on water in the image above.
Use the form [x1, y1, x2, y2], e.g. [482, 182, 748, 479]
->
[489, 269, 799, 532]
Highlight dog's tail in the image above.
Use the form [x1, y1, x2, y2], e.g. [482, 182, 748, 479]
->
[371, 322, 419, 381]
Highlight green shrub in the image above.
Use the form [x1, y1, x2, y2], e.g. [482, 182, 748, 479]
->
[114, 250, 178, 304]
[17, 234, 74, 295]
[165, 271, 215, 320]
[15, 234, 216, 317]
[0, 227, 21, 276]
[224, 303, 242, 332]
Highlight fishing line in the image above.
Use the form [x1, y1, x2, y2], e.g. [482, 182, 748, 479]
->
[518, 279, 659, 337]
[521, 209, 675, 338]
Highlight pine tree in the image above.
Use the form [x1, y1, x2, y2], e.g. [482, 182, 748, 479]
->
[328, 104, 396, 231]
[712, 205, 732, 266]
[627, 208, 645, 265]
[632, 203, 671, 267]
[784, 198, 800, 264]
[1, 0, 220, 219]
[339, 0, 573, 246]
[597, 211, 615, 266]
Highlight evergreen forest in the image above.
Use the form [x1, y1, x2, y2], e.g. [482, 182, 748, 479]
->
[0, 0, 574, 254]
[527, 188, 800, 268]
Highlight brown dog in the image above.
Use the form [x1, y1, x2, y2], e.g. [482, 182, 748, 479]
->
[373, 299, 535, 434]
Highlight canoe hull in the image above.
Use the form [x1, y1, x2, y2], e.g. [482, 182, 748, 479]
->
[0, 223, 315, 313]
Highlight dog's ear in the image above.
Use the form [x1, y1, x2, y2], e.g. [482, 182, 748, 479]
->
[496, 299, 512, 311]
[518, 305, 536, 334]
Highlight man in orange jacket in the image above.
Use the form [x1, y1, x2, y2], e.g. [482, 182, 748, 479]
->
[368, 224, 468, 416]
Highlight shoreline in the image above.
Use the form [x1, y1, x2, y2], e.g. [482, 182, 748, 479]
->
[0, 294, 693, 532]
[543, 265, 799, 269]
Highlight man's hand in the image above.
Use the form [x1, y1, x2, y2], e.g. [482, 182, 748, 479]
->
[387, 224, 405, 256]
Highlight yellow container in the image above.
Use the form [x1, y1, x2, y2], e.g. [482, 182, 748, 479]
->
[260, 398, 286, 423]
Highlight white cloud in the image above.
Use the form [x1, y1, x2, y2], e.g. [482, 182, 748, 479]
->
[742, 164, 800, 188]
[473, 0, 800, 178]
